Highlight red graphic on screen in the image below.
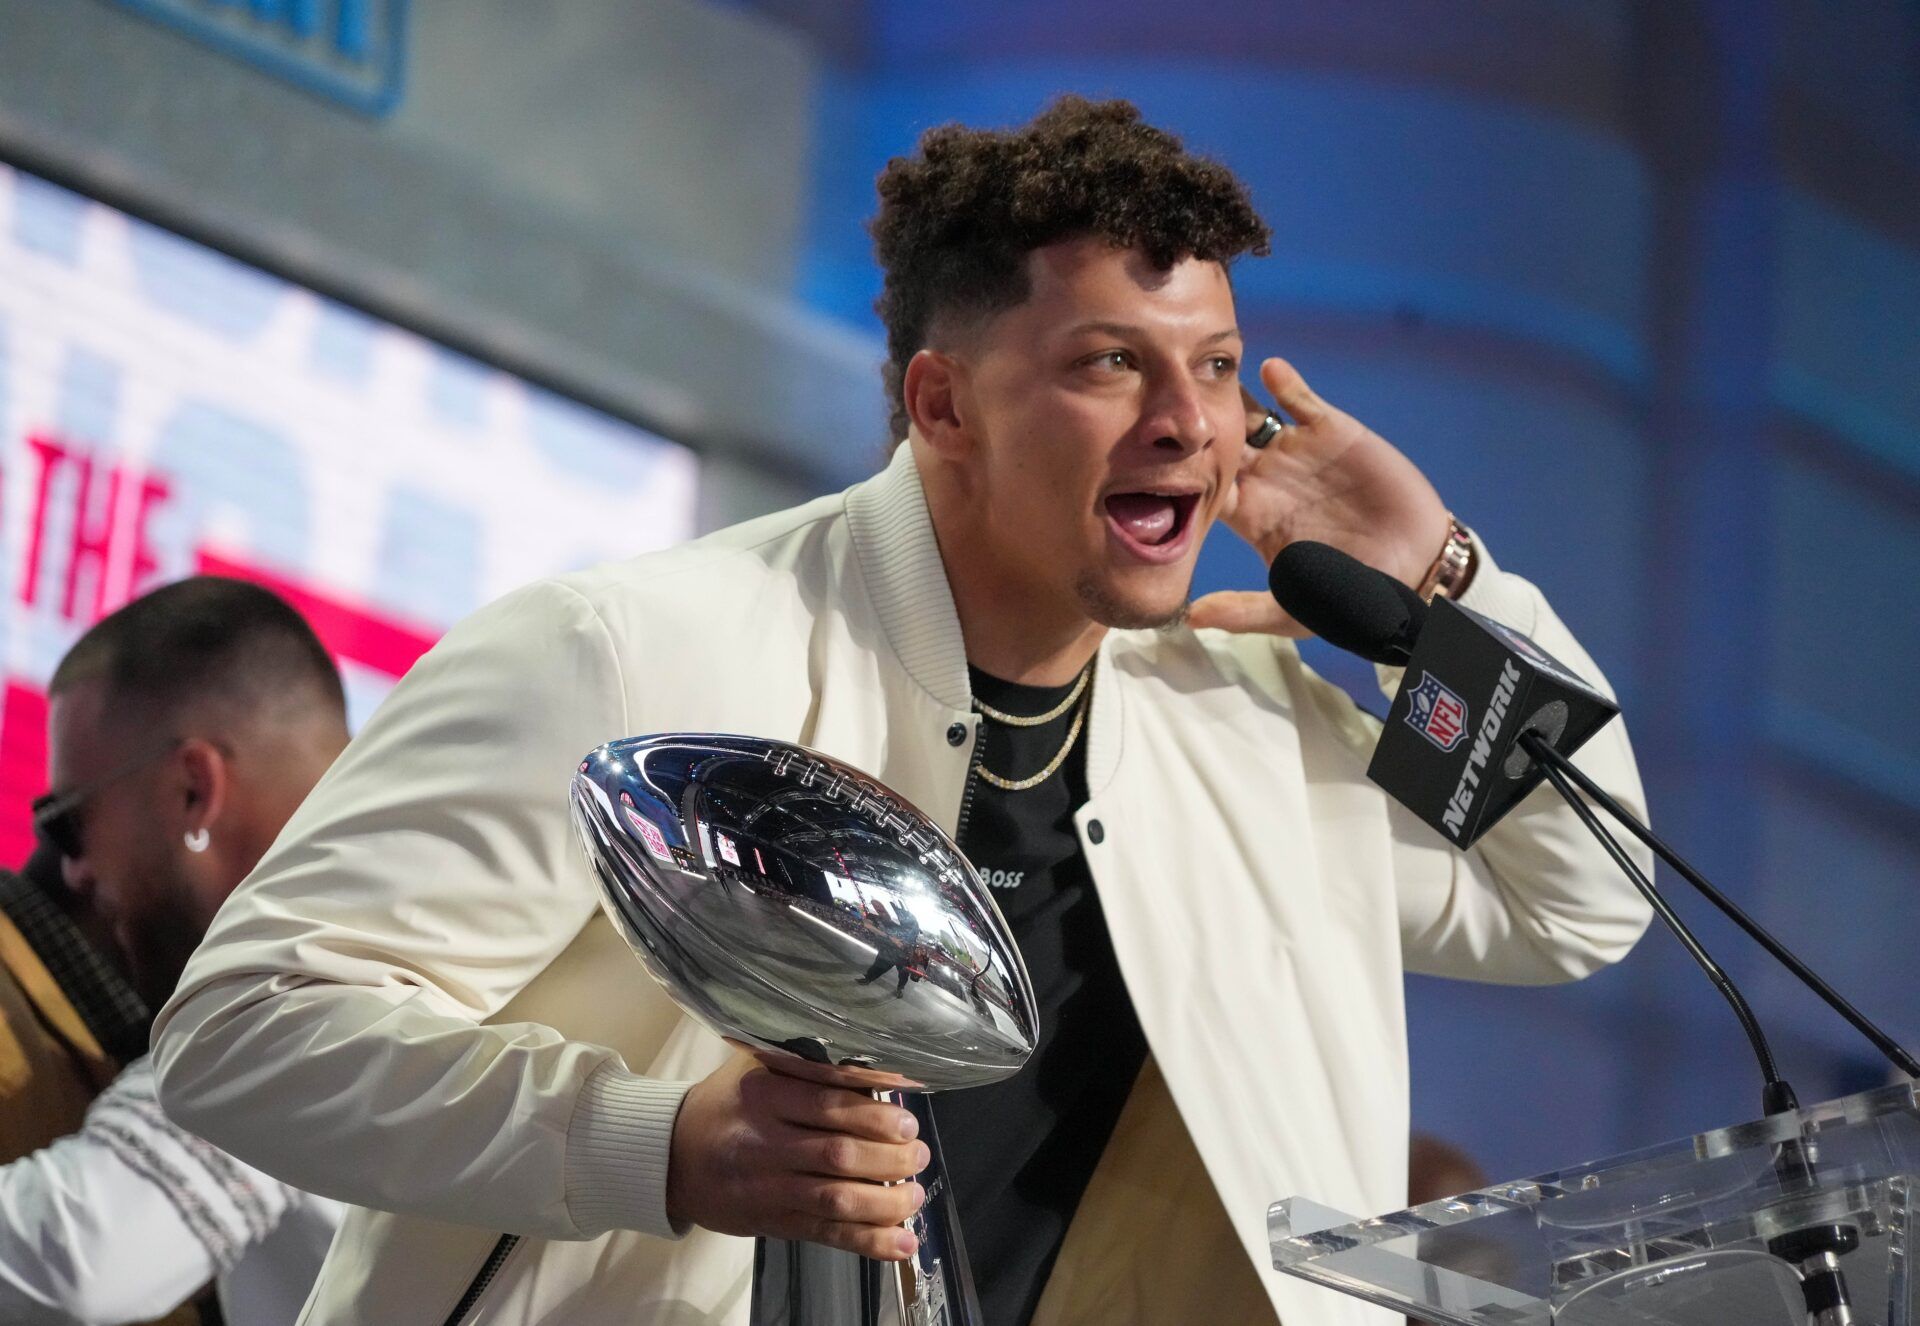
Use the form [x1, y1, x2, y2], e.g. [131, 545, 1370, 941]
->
[19, 434, 172, 622]
[0, 684, 50, 863]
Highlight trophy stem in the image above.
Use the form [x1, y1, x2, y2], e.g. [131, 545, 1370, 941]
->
[748, 1092, 981, 1326]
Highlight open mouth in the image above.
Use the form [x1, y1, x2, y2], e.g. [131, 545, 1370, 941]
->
[1103, 490, 1201, 563]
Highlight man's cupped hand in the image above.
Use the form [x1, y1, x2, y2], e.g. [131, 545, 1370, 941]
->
[1190, 356, 1452, 637]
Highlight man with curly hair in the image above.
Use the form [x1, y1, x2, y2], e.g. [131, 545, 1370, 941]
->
[154, 97, 1650, 1324]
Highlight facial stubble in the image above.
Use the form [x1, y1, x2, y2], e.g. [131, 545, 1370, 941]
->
[118, 855, 211, 1011]
[1072, 570, 1192, 633]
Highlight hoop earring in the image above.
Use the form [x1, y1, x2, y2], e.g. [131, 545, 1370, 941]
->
[184, 828, 210, 854]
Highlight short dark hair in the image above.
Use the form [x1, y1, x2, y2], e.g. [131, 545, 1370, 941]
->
[50, 576, 345, 729]
[870, 95, 1272, 443]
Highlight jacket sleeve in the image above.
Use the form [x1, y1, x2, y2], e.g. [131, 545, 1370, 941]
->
[1382, 541, 1655, 983]
[0, 1058, 266, 1324]
[152, 580, 692, 1242]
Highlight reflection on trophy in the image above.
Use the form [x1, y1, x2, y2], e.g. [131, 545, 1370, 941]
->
[571, 733, 1039, 1326]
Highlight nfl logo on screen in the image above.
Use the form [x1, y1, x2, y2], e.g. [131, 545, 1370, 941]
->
[1405, 672, 1469, 753]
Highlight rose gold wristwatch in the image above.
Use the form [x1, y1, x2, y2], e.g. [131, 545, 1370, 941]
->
[1417, 515, 1476, 601]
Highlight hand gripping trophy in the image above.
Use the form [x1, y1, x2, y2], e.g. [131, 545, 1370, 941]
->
[571, 734, 1039, 1326]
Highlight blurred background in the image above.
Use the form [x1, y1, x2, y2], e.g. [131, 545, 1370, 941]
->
[0, 0, 1914, 1191]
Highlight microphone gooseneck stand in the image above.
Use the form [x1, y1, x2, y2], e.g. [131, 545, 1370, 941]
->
[1513, 732, 1796, 1117]
[1516, 731, 1920, 1080]
[1516, 730, 1900, 1326]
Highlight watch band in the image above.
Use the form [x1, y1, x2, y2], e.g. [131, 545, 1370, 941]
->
[1417, 515, 1476, 601]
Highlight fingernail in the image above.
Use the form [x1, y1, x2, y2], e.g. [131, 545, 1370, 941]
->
[915, 1142, 930, 1170]
[896, 1231, 918, 1257]
[897, 1113, 918, 1141]
[912, 1182, 927, 1210]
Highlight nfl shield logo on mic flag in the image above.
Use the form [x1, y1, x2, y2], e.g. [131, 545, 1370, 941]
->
[1405, 672, 1469, 752]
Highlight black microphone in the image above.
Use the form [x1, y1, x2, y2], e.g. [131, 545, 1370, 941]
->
[1268, 541, 1427, 665]
[1271, 542, 1796, 1120]
[1271, 541, 1619, 849]
[1269, 540, 1920, 1088]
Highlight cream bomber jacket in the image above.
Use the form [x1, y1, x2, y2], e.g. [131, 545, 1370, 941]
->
[153, 444, 1653, 1326]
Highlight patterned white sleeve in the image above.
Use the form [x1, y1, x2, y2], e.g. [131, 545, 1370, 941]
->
[0, 1056, 295, 1324]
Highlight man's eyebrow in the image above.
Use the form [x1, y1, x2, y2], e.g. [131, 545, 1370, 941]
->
[1064, 321, 1243, 344]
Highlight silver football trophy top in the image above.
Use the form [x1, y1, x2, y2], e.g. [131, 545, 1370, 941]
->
[570, 733, 1038, 1091]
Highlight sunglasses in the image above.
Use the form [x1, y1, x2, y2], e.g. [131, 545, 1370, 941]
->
[32, 736, 184, 861]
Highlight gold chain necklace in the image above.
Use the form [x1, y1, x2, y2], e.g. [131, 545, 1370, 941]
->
[973, 662, 1094, 792]
[972, 664, 1091, 727]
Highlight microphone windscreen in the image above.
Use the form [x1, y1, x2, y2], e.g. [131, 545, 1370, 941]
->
[1268, 541, 1428, 664]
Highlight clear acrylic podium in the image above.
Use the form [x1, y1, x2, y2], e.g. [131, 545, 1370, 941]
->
[1271, 1083, 1920, 1324]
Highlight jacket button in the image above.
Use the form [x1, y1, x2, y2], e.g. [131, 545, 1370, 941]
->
[1087, 819, 1105, 844]
[946, 722, 967, 747]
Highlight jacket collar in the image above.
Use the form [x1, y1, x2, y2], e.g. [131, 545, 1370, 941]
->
[844, 442, 1124, 798]
[844, 441, 972, 713]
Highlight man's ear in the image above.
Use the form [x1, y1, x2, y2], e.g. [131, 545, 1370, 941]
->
[175, 738, 229, 839]
[902, 349, 970, 457]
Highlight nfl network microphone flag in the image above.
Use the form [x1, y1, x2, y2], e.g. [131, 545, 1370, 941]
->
[1369, 597, 1620, 848]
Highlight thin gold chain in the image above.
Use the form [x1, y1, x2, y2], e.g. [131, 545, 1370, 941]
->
[972, 664, 1091, 727]
[972, 660, 1095, 792]
[976, 695, 1089, 792]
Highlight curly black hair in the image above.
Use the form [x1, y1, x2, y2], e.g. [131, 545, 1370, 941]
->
[870, 95, 1271, 443]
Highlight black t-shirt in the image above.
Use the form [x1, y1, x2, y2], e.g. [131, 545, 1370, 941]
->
[934, 664, 1149, 1325]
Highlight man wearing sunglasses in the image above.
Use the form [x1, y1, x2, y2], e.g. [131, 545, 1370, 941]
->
[0, 577, 348, 1325]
